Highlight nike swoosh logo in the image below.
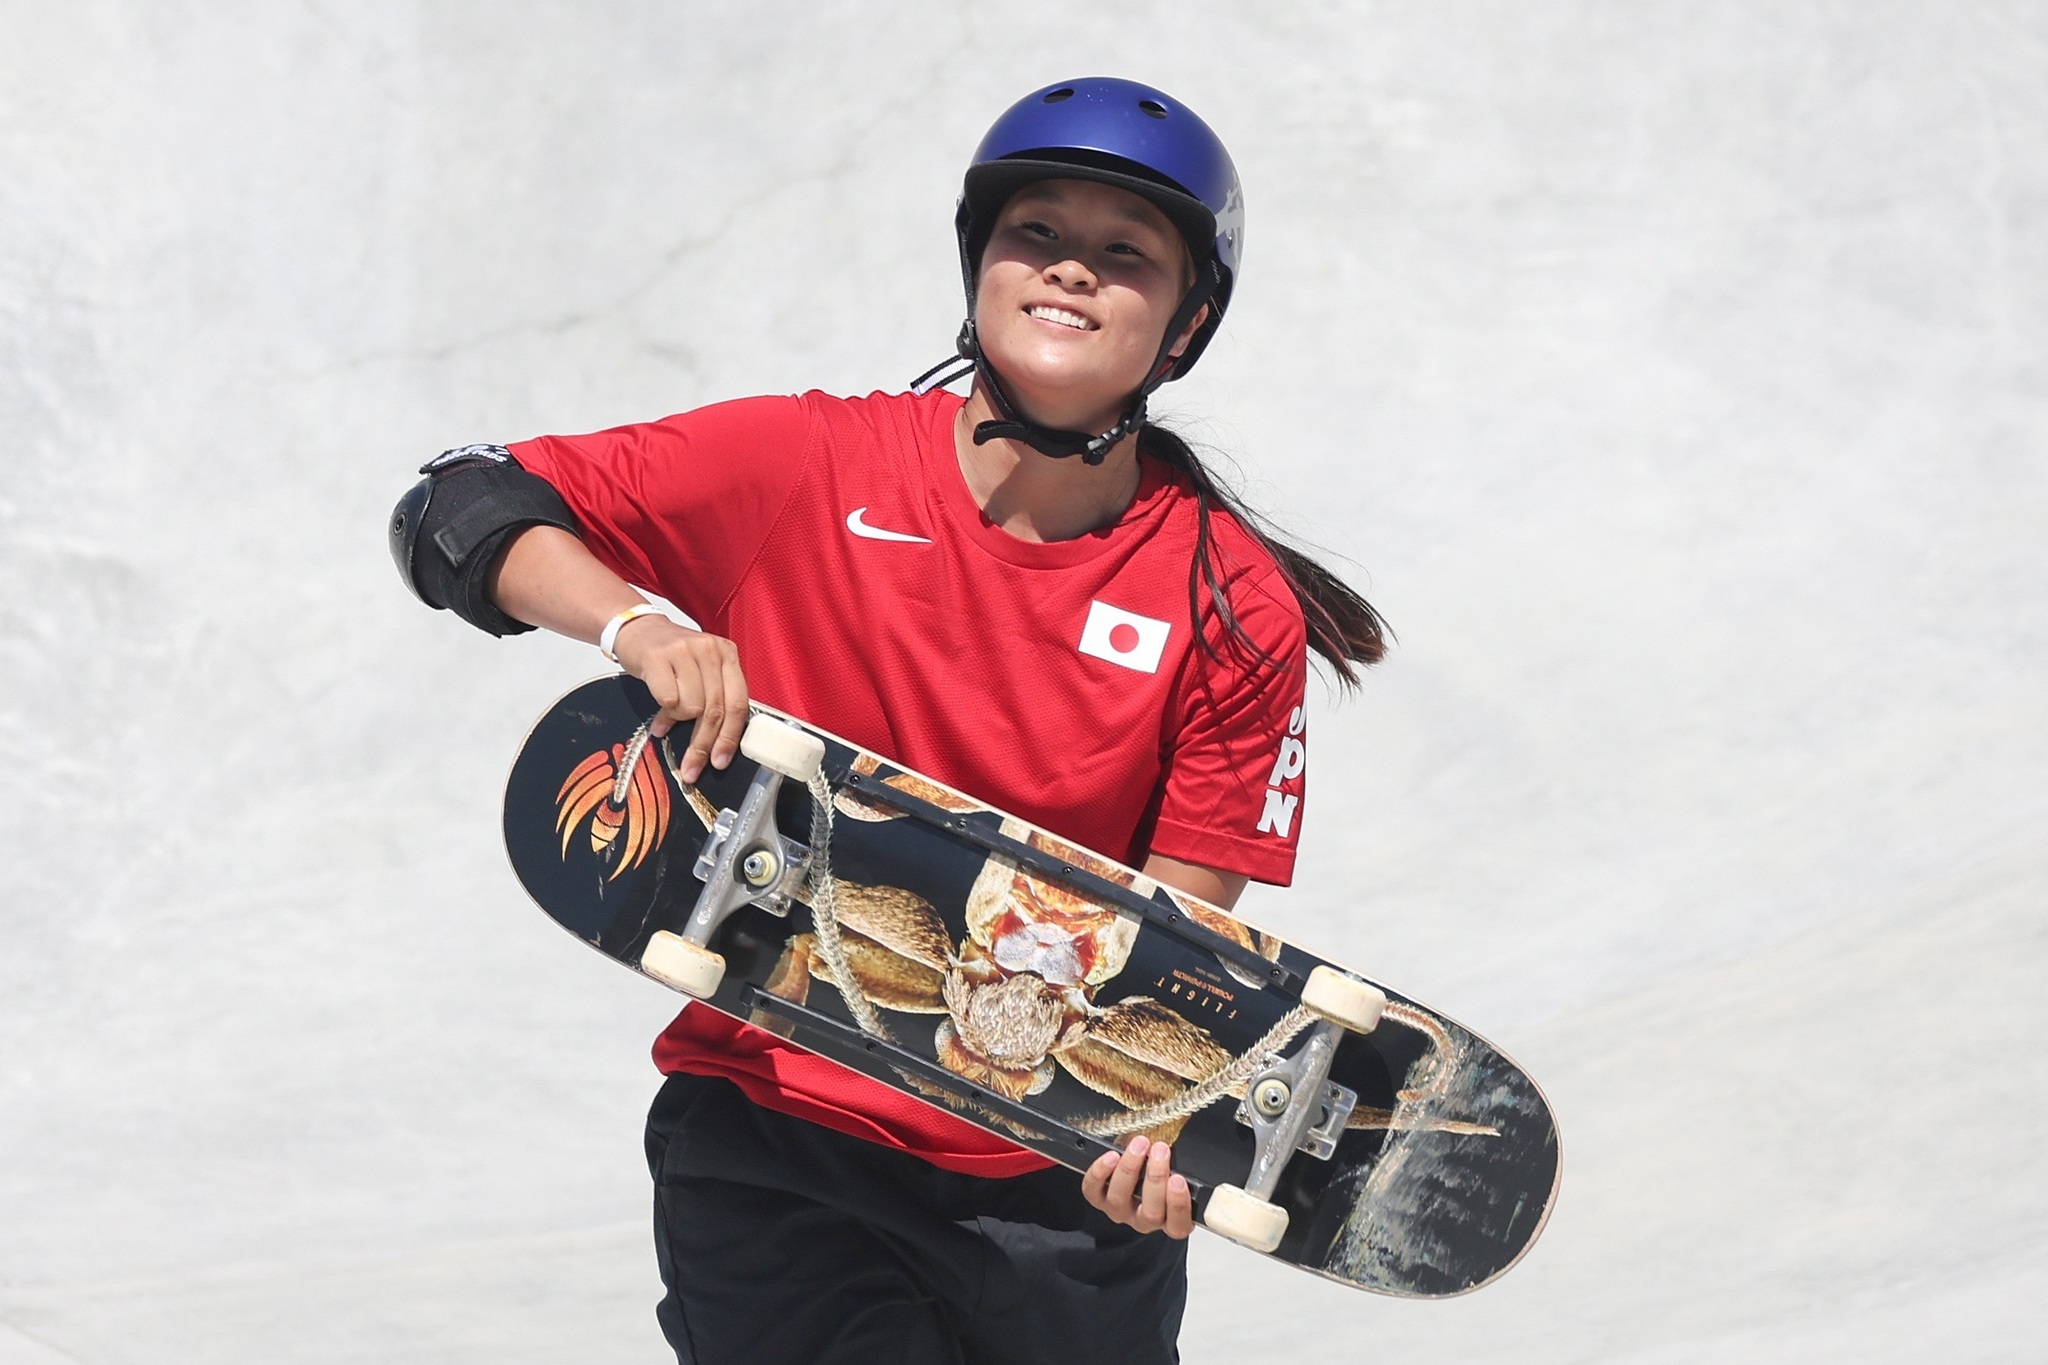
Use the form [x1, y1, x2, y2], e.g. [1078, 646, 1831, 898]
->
[845, 508, 931, 544]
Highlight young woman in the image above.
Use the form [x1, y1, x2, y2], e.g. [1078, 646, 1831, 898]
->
[392, 77, 1385, 1365]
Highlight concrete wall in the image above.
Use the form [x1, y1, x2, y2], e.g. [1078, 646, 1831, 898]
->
[3, 2, 2042, 1360]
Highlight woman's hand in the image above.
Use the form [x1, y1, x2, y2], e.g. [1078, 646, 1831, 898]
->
[1081, 856, 1246, 1239]
[1081, 1134, 1194, 1238]
[486, 526, 751, 784]
[611, 616, 750, 782]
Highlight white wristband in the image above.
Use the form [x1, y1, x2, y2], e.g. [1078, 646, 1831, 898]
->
[598, 603, 665, 664]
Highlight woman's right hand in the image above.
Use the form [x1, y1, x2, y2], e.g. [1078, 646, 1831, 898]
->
[485, 525, 752, 783]
[611, 616, 750, 783]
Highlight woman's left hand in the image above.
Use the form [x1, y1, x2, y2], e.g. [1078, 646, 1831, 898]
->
[1080, 1134, 1194, 1238]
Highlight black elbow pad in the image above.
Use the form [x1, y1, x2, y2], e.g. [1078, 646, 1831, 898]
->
[389, 444, 580, 636]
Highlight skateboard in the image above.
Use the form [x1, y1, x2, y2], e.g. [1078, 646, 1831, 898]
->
[504, 675, 1559, 1296]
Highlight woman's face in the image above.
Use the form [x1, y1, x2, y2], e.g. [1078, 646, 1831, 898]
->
[974, 178, 1205, 437]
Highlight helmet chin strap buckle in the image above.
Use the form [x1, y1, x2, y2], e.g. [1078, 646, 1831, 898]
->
[921, 262, 1219, 467]
[967, 363, 1145, 466]
[970, 410, 1137, 465]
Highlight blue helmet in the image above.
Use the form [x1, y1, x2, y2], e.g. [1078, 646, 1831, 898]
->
[956, 76, 1243, 380]
[919, 77, 1244, 463]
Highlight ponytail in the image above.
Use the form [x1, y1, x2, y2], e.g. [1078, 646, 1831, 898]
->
[1136, 423, 1390, 686]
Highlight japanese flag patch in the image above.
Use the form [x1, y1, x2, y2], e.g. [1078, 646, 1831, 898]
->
[1077, 600, 1171, 674]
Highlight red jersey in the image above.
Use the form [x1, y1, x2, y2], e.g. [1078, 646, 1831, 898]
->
[511, 389, 1308, 1177]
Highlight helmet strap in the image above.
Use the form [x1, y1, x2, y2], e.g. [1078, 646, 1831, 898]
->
[946, 262, 1223, 467]
[964, 319, 1136, 465]
[910, 351, 976, 395]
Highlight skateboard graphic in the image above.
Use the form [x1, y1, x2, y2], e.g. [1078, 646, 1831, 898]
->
[505, 675, 1559, 1295]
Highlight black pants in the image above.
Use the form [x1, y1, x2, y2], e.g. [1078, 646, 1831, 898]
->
[645, 1072, 1187, 1364]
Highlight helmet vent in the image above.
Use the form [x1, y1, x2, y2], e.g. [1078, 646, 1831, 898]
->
[1138, 99, 1168, 119]
[1043, 88, 1075, 103]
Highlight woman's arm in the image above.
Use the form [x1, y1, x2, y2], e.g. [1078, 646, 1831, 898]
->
[1140, 854, 1248, 911]
[489, 525, 751, 783]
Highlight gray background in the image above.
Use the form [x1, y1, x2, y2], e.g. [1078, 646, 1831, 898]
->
[3, 2, 2043, 1361]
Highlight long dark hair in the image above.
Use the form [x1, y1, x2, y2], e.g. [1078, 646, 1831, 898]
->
[1137, 423, 1390, 686]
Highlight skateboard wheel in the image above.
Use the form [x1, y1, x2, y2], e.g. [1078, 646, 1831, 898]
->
[639, 931, 726, 998]
[1301, 965, 1386, 1033]
[1204, 1184, 1289, 1253]
[740, 714, 826, 782]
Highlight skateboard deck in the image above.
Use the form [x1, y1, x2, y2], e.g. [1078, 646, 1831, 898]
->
[504, 675, 1559, 1296]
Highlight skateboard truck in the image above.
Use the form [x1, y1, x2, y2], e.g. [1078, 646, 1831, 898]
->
[691, 803, 810, 919]
[1237, 1021, 1358, 1173]
[1201, 1023, 1356, 1254]
[639, 715, 826, 999]
[1204, 970, 1385, 1255]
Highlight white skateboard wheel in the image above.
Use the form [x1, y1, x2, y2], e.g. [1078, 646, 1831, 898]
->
[639, 931, 726, 998]
[740, 714, 826, 782]
[1204, 1184, 1289, 1253]
[1301, 965, 1386, 1033]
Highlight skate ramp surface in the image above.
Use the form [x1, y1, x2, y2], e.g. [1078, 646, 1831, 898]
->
[3, 4, 2042, 1361]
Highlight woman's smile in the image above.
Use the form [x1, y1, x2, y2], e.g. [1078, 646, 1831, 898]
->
[1026, 303, 1099, 331]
